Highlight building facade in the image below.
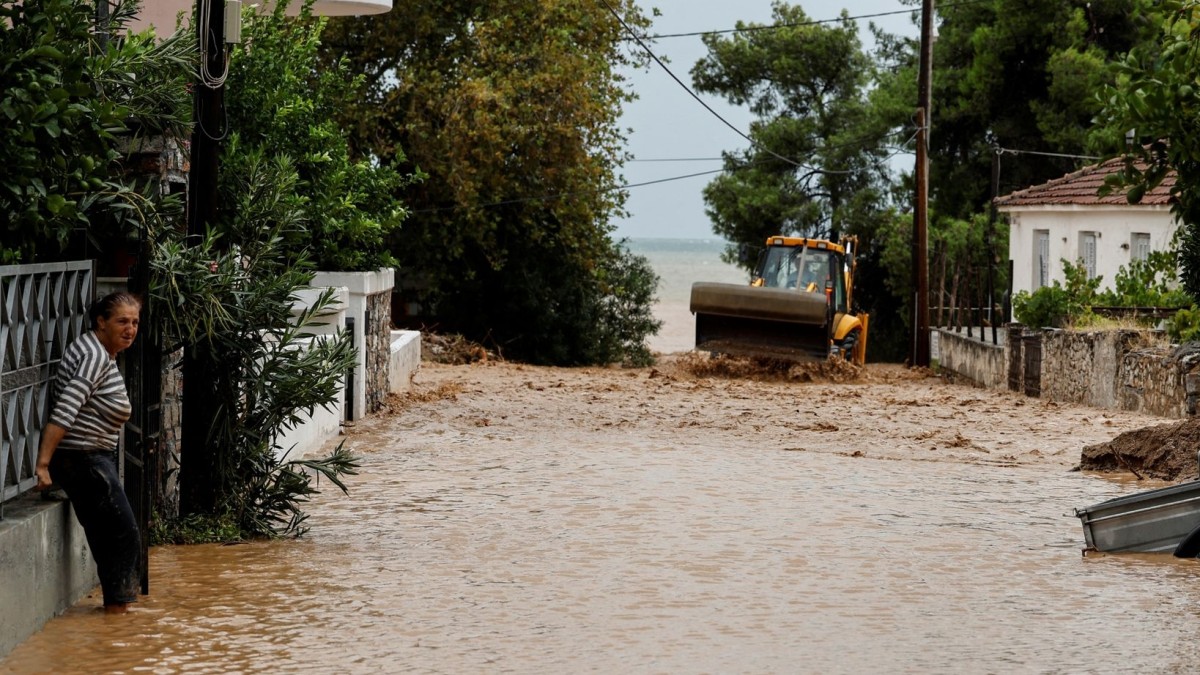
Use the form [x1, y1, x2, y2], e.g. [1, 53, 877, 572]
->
[997, 159, 1178, 297]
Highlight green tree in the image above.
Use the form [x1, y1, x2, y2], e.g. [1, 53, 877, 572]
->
[1097, 1, 1200, 301]
[224, 4, 411, 271]
[319, 0, 660, 365]
[928, 0, 1160, 221]
[691, 4, 894, 260]
[0, 0, 192, 263]
[150, 147, 358, 539]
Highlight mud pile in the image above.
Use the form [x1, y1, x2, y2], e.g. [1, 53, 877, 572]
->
[670, 352, 866, 383]
[1081, 418, 1200, 482]
[421, 333, 496, 364]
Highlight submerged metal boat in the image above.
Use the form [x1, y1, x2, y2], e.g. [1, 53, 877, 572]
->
[1075, 480, 1200, 553]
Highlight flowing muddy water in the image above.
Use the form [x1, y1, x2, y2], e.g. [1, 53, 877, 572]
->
[6, 359, 1200, 674]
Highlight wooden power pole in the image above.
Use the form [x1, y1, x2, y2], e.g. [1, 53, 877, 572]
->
[912, 0, 934, 367]
[180, 0, 227, 516]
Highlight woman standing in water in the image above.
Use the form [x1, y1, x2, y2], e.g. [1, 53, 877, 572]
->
[35, 291, 142, 614]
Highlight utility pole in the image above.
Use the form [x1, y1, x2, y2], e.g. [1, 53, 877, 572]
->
[180, 0, 227, 516]
[911, 0, 934, 367]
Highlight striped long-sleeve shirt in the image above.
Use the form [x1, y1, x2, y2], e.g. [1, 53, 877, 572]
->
[49, 331, 132, 451]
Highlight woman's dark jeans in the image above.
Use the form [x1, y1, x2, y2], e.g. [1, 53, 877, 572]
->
[50, 449, 141, 606]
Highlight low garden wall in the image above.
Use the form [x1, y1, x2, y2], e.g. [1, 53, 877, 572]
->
[936, 325, 1198, 419]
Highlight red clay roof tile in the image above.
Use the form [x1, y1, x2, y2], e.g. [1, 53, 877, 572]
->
[993, 158, 1175, 208]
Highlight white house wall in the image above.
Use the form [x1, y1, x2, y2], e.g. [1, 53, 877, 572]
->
[1006, 205, 1177, 297]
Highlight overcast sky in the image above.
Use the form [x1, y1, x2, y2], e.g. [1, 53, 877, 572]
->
[612, 1, 921, 240]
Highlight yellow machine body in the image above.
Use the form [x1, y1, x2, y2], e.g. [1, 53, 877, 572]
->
[689, 236, 869, 364]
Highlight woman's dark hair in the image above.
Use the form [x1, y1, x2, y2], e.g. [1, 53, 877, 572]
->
[88, 292, 142, 329]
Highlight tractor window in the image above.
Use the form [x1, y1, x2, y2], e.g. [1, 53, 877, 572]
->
[759, 247, 802, 289]
[757, 246, 846, 309]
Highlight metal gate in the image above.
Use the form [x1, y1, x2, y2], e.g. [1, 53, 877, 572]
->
[121, 246, 161, 594]
[1007, 327, 1024, 393]
[1022, 333, 1042, 398]
[0, 261, 94, 515]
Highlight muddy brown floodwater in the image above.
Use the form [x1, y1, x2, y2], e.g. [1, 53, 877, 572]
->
[7, 356, 1200, 674]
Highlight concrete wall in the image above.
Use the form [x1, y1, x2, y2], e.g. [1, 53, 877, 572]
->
[0, 497, 97, 659]
[935, 329, 1007, 389]
[390, 331, 421, 394]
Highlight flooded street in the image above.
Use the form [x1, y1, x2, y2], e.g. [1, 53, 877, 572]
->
[6, 358, 1200, 674]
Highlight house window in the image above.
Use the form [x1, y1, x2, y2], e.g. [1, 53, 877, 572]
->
[1132, 232, 1151, 262]
[1080, 232, 1097, 279]
[1034, 230, 1049, 290]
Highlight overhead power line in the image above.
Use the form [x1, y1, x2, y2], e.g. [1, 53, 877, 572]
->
[995, 146, 1101, 161]
[409, 168, 731, 215]
[626, 0, 987, 41]
[598, 0, 810, 172]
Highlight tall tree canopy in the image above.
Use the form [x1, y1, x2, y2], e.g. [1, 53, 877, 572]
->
[690, 4, 896, 254]
[1098, 0, 1200, 300]
[928, 0, 1160, 218]
[320, 0, 660, 365]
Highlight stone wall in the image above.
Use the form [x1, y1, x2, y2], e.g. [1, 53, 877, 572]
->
[1117, 346, 1186, 418]
[366, 290, 391, 414]
[157, 348, 182, 519]
[938, 324, 1195, 419]
[1039, 330, 1137, 409]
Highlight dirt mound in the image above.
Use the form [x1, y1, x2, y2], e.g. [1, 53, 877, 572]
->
[661, 352, 937, 386]
[1080, 418, 1200, 482]
[669, 352, 865, 383]
[421, 333, 497, 364]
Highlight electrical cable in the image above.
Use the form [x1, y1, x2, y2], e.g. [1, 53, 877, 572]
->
[995, 146, 1101, 161]
[599, 0, 809, 171]
[409, 132, 919, 217]
[197, 0, 229, 89]
[627, 0, 989, 41]
[409, 167, 733, 215]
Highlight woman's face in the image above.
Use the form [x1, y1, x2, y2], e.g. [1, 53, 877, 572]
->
[95, 303, 140, 356]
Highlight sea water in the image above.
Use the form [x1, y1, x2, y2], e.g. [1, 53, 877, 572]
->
[621, 237, 747, 354]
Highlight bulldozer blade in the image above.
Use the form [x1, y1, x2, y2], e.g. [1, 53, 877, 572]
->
[690, 282, 831, 361]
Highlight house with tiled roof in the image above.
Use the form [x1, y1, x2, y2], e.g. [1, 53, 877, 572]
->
[995, 158, 1178, 297]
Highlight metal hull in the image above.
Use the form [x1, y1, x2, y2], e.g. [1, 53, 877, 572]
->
[1075, 480, 1200, 553]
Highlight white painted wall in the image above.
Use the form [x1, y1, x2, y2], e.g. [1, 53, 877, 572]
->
[275, 287, 349, 460]
[389, 330, 421, 394]
[1005, 205, 1178, 296]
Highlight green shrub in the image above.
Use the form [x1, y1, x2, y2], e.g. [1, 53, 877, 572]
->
[1168, 306, 1200, 344]
[224, 2, 414, 272]
[1013, 258, 1101, 328]
[0, 0, 191, 262]
[1096, 249, 1193, 309]
[151, 147, 359, 539]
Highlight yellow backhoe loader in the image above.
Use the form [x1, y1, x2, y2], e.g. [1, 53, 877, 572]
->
[689, 235, 869, 364]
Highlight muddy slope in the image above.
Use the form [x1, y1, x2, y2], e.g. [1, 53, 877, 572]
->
[1081, 418, 1200, 482]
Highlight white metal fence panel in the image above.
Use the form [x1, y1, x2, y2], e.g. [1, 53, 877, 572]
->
[1, 261, 93, 507]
